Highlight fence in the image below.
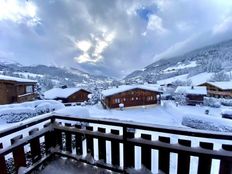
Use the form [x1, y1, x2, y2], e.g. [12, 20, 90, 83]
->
[0, 114, 232, 174]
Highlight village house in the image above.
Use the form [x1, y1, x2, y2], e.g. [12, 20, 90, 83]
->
[44, 87, 91, 103]
[175, 86, 207, 105]
[198, 82, 232, 98]
[101, 85, 162, 109]
[0, 75, 37, 105]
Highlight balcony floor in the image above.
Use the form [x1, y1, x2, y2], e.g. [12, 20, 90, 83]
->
[39, 158, 119, 174]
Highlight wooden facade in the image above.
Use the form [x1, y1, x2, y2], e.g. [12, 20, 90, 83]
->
[0, 79, 37, 105]
[185, 94, 205, 105]
[199, 82, 232, 98]
[102, 88, 161, 109]
[56, 89, 91, 103]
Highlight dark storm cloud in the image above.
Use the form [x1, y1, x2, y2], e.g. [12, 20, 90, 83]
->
[1, 0, 232, 78]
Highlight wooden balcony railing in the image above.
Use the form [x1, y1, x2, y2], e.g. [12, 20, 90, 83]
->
[0, 114, 232, 174]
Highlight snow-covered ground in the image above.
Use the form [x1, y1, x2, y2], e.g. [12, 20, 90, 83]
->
[1, 101, 232, 174]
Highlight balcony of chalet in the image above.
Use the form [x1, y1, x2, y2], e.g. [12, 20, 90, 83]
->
[0, 114, 232, 174]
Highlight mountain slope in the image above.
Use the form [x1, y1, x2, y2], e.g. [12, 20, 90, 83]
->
[124, 39, 232, 84]
[0, 59, 113, 91]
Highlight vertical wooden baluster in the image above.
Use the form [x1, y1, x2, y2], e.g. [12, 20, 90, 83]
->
[75, 124, 83, 156]
[141, 133, 152, 171]
[55, 122, 63, 150]
[0, 143, 7, 174]
[29, 128, 41, 163]
[65, 123, 72, 153]
[111, 129, 120, 167]
[98, 127, 106, 163]
[123, 127, 135, 170]
[86, 126, 94, 157]
[197, 142, 213, 174]
[44, 123, 52, 154]
[158, 136, 170, 174]
[219, 144, 232, 174]
[177, 139, 191, 174]
[11, 135, 26, 172]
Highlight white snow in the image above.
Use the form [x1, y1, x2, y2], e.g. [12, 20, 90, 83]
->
[175, 86, 207, 95]
[205, 81, 232, 90]
[13, 72, 44, 78]
[0, 74, 37, 83]
[157, 72, 214, 86]
[221, 109, 232, 115]
[163, 61, 197, 73]
[44, 88, 89, 99]
[101, 84, 162, 97]
[54, 106, 90, 117]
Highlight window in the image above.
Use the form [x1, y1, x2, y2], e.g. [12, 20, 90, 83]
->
[123, 98, 126, 101]
[114, 98, 120, 103]
[26, 86, 33, 93]
[131, 97, 134, 101]
[136, 97, 138, 100]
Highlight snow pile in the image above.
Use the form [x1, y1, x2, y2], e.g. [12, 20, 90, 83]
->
[203, 97, 221, 108]
[54, 106, 89, 117]
[220, 98, 232, 106]
[221, 109, 232, 119]
[0, 100, 64, 123]
[0, 74, 37, 83]
[182, 114, 232, 132]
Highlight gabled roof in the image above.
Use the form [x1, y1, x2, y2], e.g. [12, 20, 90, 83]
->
[175, 86, 207, 95]
[0, 75, 37, 83]
[44, 88, 90, 99]
[203, 81, 232, 90]
[101, 85, 162, 97]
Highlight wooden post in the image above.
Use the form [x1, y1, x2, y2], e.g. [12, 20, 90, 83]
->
[29, 128, 41, 163]
[98, 127, 106, 163]
[158, 136, 170, 174]
[0, 143, 7, 174]
[86, 126, 94, 157]
[197, 142, 213, 174]
[141, 133, 152, 170]
[111, 129, 120, 167]
[44, 123, 52, 154]
[123, 126, 135, 169]
[11, 135, 26, 172]
[177, 139, 191, 174]
[219, 144, 232, 174]
[75, 124, 83, 156]
[65, 123, 72, 153]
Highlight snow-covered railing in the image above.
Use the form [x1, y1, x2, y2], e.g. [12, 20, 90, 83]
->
[0, 115, 232, 174]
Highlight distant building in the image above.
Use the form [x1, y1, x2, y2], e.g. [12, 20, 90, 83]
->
[0, 75, 37, 104]
[44, 87, 91, 103]
[101, 85, 162, 109]
[175, 86, 207, 105]
[198, 82, 232, 98]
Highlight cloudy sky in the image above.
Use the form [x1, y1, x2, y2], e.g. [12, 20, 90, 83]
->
[1, 0, 232, 78]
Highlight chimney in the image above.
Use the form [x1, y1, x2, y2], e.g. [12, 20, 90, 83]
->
[61, 85, 67, 89]
[191, 86, 194, 89]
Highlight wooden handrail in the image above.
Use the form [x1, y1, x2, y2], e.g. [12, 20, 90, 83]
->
[0, 114, 232, 174]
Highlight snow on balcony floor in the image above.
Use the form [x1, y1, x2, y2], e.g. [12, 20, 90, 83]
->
[39, 158, 119, 174]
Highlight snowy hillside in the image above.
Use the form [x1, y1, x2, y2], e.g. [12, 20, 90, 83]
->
[124, 39, 232, 84]
[0, 59, 114, 91]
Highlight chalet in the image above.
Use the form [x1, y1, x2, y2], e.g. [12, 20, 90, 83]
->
[44, 87, 91, 103]
[175, 86, 207, 105]
[198, 82, 232, 98]
[0, 75, 37, 104]
[101, 85, 162, 109]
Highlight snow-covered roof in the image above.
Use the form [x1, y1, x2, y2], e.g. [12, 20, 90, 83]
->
[205, 82, 232, 90]
[175, 86, 207, 95]
[44, 88, 89, 99]
[0, 75, 37, 83]
[101, 85, 162, 97]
